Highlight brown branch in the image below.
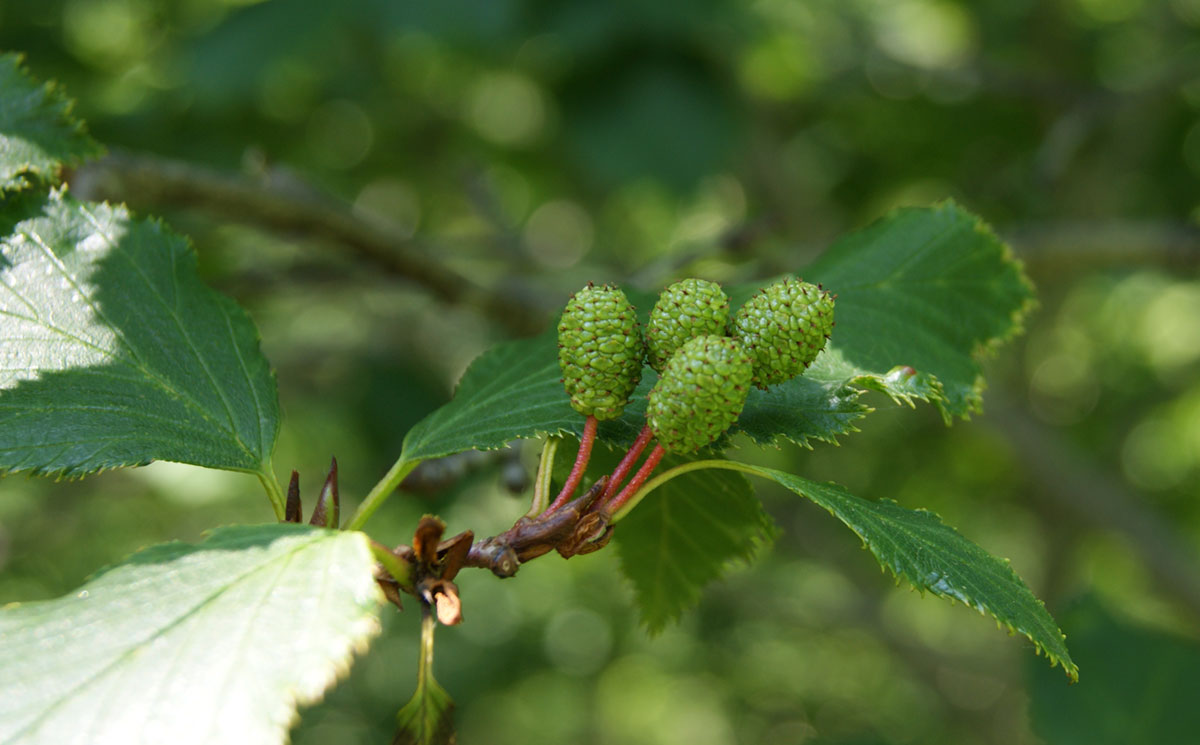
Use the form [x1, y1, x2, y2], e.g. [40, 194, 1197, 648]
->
[69, 150, 550, 335]
[1006, 220, 1200, 272]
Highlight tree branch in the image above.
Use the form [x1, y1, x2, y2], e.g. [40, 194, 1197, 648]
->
[1007, 220, 1200, 271]
[70, 150, 551, 335]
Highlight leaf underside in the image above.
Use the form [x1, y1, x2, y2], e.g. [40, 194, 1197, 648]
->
[613, 458, 777, 632]
[739, 464, 1077, 680]
[0, 189, 280, 477]
[0, 53, 102, 191]
[0, 524, 384, 745]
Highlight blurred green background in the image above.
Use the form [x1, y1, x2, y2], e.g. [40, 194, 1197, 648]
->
[2, 0, 1200, 743]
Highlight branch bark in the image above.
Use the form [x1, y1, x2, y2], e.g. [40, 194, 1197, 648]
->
[70, 150, 550, 335]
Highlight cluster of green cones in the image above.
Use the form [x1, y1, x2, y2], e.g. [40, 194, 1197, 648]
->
[558, 277, 835, 456]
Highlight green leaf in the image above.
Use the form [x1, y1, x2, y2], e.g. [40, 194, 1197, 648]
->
[400, 327, 866, 467]
[1030, 596, 1197, 743]
[794, 201, 1034, 420]
[0, 190, 280, 477]
[401, 203, 1028, 466]
[0, 53, 102, 191]
[394, 612, 455, 745]
[644, 461, 1075, 679]
[612, 457, 777, 633]
[0, 524, 383, 745]
[734, 374, 870, 448]
[400, 327, 648, 465]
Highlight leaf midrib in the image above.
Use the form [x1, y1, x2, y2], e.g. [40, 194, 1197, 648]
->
[1, 534, 323, 744]
[4, 204, 262, 466]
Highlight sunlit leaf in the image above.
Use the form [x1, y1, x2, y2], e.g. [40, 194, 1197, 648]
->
[0, 524, 383, 745]
[0, 190, 279, 477]
[613, 457, 776, 633]
[0, 53, 102, 190]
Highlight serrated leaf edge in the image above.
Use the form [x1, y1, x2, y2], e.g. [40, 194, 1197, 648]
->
[0, 525, 384, 744]
[0, 190, 280, 479]
[622, 459, 1077, 681]
[0, 53, 104, 191]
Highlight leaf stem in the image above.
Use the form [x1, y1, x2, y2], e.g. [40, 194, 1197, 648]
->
[371, 540, 414, 592]
[601, 424, 654, 502]
[611, 458, 756, 522]
[527, 437, 559, 517]
[417, 606, 436, 694]
[346, 456, 420, 531]
[545, 415, 597, 514]
[256, 464, 286, 521]
[604, 444, 666, 516]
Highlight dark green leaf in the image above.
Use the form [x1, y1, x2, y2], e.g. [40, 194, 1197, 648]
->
[0, 190, 280, 477]
[400, 327, 866, 466]
[734, 374, 870, 448]
[1030, 596, 1199, 744]
[399, 327, 647, 465]
[394, 612, 455, 745]
[613, 457, 777, 633]
[725, 462, 1076, 680]
[0, 53, 102, 190]
[0, 524, 383, 745]
[794, 201, 1035, 420]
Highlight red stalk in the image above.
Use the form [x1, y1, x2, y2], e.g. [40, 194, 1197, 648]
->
[604, 444, 666, 515]
[545, 415, 597, 515]
[602, 424, 654, 502]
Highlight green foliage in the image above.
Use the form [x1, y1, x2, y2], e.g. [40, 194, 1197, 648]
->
[799, 201, 1036, 420]
[1029, 596, 1200, 743]
[0, 525, 382, 745]
[612, 459, 776, 632]
[0, 19, 1129, 743]
[0, 53, 101, 190]
[731, 463, 1077, 680]
[734, 375, 870, 448]
[0, 190, 280, 478]
[402, 203, 1032, 460]
[394, 614, 455, 745]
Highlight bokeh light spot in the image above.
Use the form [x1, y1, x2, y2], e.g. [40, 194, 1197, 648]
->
[874, 0, 976, 70]
[524, 200, 593, 268]
[466, 72, 546, 147]
[542, 607, 612, 675]
[306, 99, 374, 170]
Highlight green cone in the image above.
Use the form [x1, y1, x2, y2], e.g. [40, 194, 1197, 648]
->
[646, 278, 731, 373]
[557, 283, 645, 420]
[732, 276, 834, 389]
[647, 335, 752, 454]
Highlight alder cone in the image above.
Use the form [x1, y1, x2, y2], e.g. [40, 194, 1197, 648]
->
[645, 278, 731, 373]
[732, 276, 834, 389]
[647, 335, 752, 454]
[557, 283, 645, 421]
